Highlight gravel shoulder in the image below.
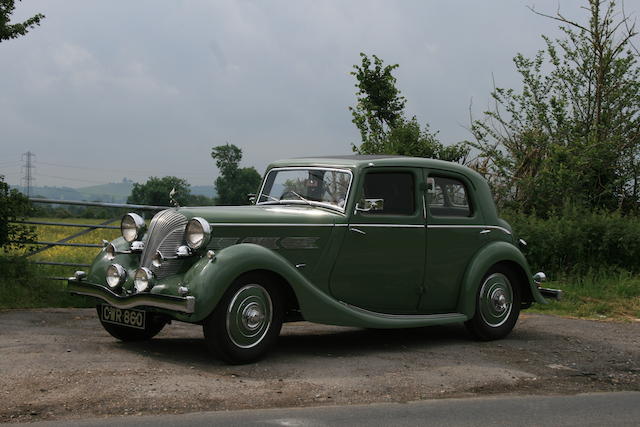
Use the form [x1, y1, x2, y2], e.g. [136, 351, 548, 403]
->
[0, 309, 638, 423]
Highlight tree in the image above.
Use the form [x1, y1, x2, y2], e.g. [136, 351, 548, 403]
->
[0, 175, 35, 251]
[211, 143, 262, 205]
[350, 52, 468, 163]
[0, 0, 44, 42]
[127, 176, 191, 207]
[468, 0, 640, 213]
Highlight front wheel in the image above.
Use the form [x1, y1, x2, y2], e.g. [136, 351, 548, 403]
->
[465, 267, 521, 341]
[203, 274, 284, 364]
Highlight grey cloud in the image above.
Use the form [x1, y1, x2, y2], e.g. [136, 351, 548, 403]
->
[0, 0, 605, 187]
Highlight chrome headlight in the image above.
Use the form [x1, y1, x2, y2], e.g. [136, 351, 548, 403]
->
[121, 213, 146, 243]
[134, 267, 154, 293]
[185, 217, 211, 250]
[106, 264, 127, 290]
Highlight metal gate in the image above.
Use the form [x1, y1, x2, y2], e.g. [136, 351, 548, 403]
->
[9, 198, 168, 280]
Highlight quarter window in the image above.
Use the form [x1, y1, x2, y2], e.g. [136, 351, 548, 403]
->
[427, 176, 472, 217]
[361, 172, 415, 215]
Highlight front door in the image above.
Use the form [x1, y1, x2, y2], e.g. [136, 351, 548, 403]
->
[330, 168, 425, 314]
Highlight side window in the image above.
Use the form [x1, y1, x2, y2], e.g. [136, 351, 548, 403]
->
[360, 172, 415, 215]
[427, 176, 472, 217]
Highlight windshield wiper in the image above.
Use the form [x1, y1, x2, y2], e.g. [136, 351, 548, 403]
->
[287, 190, 312, 206]
[259, 191, 315, 207]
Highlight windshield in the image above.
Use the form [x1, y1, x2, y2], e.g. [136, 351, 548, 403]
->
[257, 167, 352, 211]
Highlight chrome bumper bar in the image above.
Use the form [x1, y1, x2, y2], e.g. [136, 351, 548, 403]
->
[532, 271, 563, 301]
[67, 279, 196, 314]
[539, 287, 563, 300]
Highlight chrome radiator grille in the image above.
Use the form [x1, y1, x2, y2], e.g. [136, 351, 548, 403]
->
[140, 209, 187, 279]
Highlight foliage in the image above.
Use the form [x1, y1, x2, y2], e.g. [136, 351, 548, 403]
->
[0, 256, 94, 308]
[468, 0, 640, 213]
[211, 143, 262, 205]
[0, 0, 44, 42]
[127, 176, 191, 207]
[0, 174, 35, 251]
[504, 206, 640, 277]
[350, 52, 469, 162]
[384, 117, 471, 162]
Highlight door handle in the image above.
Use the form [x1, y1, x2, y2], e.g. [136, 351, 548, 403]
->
[479, 229, 492, 234]
[349, 227, 366, 235]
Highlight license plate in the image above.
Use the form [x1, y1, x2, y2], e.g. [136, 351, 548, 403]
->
[99, 305, 146, 330]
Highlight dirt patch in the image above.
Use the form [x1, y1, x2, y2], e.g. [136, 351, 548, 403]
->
[0, 309, 638, 423]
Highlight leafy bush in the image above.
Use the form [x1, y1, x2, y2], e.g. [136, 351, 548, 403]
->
[0, 175, 36, 251]
[503, 206, 640, 276]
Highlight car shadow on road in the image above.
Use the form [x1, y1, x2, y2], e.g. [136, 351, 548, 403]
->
[275, 323, 471, 357]
[114, 322, 472, 368]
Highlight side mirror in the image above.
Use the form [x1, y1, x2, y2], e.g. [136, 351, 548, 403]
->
[248, 193, 256, 205]
[355, 198, 384, 213]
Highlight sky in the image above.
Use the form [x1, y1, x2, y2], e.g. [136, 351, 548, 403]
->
[1, 0, 635, 188]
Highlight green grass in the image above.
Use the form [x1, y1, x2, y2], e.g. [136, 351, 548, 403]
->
[529, 269, 640, 321]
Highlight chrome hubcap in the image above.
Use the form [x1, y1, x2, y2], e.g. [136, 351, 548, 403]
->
[226, 284, 273, 349]
[479, 273, 513, 327]
[242, 303, 265, 330]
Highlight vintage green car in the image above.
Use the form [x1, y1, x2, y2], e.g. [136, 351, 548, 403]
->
[68, 155, 561, 364]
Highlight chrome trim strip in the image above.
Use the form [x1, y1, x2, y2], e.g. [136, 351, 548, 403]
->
[67, 279, 195, 313]
[210, 223, 336, 227]
[427, 224, 512, 235]
[206, 223, 511, 234]
[256, 166, 354, 213]
[350, 224, 424, 228]
[342, 302, 466, 321]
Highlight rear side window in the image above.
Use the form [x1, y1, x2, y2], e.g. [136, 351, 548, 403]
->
[362, 172, 415, 215]
[427, 176, 472, 217]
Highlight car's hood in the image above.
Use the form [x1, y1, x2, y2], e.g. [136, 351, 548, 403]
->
[176, 204, 343, 226]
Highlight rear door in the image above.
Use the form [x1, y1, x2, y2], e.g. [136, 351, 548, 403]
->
[419, 170, 485, 313]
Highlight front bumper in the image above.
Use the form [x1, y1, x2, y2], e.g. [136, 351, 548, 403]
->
[67, 279, 196, 314]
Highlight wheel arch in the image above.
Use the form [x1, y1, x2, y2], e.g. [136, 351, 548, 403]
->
[457, 241, 544, 318]
[180, 243, 324, 323]
[233, 269, 301, 319]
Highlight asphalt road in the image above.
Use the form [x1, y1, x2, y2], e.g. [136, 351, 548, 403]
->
[16, 392, 640, 427]
[0, 309, 638, 424]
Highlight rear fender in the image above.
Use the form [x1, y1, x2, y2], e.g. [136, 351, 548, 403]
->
[457, 241, 546, 317]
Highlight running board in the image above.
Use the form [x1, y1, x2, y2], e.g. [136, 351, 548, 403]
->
[339, 302, 467, 327]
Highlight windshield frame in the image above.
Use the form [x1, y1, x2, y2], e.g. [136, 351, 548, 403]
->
[256, 166, 354, 213]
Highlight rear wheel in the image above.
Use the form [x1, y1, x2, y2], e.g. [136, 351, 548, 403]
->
[203, 273, 284, 364]
[465, 267, 521, 341]
[96, 306, 166, 342]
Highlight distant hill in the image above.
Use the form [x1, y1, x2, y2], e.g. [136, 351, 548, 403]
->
[15, 181, 217, 203]
[77, 181, 134, 201]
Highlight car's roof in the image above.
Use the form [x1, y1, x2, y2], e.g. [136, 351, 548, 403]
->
[268, 155, 476, 176]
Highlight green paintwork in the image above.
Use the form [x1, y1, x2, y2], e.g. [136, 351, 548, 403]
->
[71, 156, 547, 329]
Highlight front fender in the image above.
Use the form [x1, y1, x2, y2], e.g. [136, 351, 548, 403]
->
[177, 243, 347, 324]
[457, 241, 547, 317]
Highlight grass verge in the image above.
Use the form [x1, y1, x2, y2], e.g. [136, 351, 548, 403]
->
[529, 269, 640, 321]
